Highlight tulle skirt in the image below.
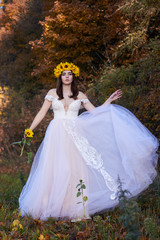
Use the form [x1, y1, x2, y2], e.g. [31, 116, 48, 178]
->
[19, 104, 159, 220]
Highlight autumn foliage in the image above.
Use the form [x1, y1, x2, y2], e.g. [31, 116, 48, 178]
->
[0, 1, 160, 239]
[0, 0, 159, 160]
[30, 0, 124, 84]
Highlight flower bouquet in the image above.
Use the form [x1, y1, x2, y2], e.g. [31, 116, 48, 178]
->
[11, 128, 34, 164]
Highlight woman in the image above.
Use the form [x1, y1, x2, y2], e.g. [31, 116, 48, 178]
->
[19, 62, 159, 221]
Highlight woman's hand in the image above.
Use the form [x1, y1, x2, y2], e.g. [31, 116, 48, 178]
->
[105, 89, 122, 104]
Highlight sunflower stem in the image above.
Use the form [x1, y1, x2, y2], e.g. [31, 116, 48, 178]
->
[20, 139, 26, 157]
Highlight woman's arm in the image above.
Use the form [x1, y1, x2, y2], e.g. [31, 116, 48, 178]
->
[79, 89, 122, 111]
[103, 89, 122, 105]
[78, 92, 96, 111]
[29, 97, 52, 131]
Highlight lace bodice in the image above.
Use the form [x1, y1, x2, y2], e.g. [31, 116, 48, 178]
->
[45, 95, 89, 119]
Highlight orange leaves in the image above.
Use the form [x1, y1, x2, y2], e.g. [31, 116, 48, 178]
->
[1, 0, 29, 26]
[76, 230, 89, 239]
[38, 233, 51, 240]
[54, 233, 69, 239]
[30, 0, 124, 83]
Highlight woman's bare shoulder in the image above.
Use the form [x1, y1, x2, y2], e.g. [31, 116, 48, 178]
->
[78, 91, 88, 99]
[47, 88, 57, 97]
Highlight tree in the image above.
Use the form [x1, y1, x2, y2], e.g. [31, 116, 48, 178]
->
[112, 0, 160, 65]
[30, 0, 124, 86]
[0, 0, 52, 96]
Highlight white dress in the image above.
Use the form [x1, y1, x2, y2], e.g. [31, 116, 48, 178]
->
[19, 95, 159, 220]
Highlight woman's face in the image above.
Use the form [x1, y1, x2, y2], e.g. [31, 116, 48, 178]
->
[61, 70, 73, 85]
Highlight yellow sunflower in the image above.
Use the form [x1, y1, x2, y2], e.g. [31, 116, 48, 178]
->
[25, 129, 34, 138]
[54, 62, 80, 78]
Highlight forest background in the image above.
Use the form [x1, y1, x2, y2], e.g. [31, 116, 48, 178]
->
[0, 0, 159, 162]
[0, 0, 160, 239]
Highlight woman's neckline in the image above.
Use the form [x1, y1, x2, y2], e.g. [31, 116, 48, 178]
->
[47, 94, 87, 102]
[57, 98, 79, 112]
[46, 94, 87, 113]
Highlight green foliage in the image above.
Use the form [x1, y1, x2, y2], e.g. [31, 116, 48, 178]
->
[117, 176, 141, 240]
[76, 179, 88, 219]
[144, 217, 159, 239]
[113, 0, 160, 64]
[0, 169, 159, 239]
[0, 1, 159, 158]
[0, 174, 22, 209]
[93, 215, 107, 239]
[0, 88, 52, 161]
[88, 38, 160, 138]
[11, 131, 34, 164]
[19, 169, 26, 187]
[27, 152, 33, 164]
[0, 1, 159, 239]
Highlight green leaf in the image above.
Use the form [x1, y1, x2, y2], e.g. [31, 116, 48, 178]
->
[10, 141, 22, 146]
[26, 141, 31, 146]
[76, 184, 81, 188]
[81, 184, 86, 189]
[77, 192, 81, 197]
[27, 152, 33, 164]
[83, 196, 88, 202]
[77, 202, 82, 204]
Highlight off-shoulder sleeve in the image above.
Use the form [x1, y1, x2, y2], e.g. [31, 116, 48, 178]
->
[44, 95, 54, 102]
[80, 98, 89, 109]
[81, 99, 89, 104]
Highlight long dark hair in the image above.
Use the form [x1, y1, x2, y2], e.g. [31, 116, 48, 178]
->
[56, 73, 79, 100]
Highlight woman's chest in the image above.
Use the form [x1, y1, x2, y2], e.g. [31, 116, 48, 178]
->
[52, 98, 82, 113]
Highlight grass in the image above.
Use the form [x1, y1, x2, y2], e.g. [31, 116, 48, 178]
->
[0, 162, 160, 240]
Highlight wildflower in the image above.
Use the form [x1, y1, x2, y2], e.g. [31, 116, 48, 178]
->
[12, 227, 18, 231]
[38, 234, 45, 240]
[18, 211, 22, 217]
[11, 128, 34, 163]
[19, 224, 23, 229]
[11, 219, 23, 232]
[12, 219, 20, 226]
[25, 128, 34, 138]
